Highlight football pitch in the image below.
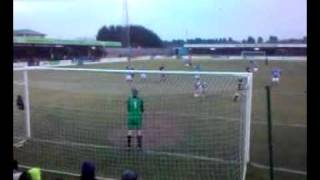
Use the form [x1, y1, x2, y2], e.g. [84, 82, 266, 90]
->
[14, 58, 306, 180]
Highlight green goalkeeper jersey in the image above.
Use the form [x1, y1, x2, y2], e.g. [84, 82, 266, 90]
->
[127, 97, 144, 129]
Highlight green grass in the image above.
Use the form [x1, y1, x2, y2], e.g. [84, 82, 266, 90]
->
[14, 59, 306, 180]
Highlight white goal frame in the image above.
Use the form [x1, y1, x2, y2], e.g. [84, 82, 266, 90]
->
[14, 66, 253, 180]
[241, 50, 266, 58]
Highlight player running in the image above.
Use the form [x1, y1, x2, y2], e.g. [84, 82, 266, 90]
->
[193, 78, 208, 97]
[127, 88, 144, 149]
[194, 64, 201, 79]
[271, 67, 281, 86]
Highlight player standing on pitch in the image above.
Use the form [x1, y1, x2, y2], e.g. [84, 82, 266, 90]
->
[271, 67, 281, 86]
[127, 88, 144, 149]
[194, 78, 208, 97]
[250, 60, 258, 72]
[245, 66, 251, 73]
[140, 66, 147, 81]
[159, 64, 166, 82]
[233, 78, 247, 102]
[125, 65, 133, 83]
[187, 48, 192, 67]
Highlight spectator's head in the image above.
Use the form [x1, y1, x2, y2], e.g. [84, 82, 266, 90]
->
[19, 171, 32, 180]
[81, 161, 95, 180]
[121, 169, 138, 180]
[28, 168, 41, 180]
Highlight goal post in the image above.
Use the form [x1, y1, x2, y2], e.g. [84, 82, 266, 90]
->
[14, 70, 31, 140]
[23, 70, 31, 138]
[13, 66, 253, 180]
[243, 73, 253, 180]
[241, 50, 266, 60]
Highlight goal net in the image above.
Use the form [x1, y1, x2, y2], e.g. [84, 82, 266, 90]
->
[241, 51, 266, 60]
[13, 67, 252, 180]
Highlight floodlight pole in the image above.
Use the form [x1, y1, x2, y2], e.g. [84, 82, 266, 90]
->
[123, 0, 131, 66]
[265, 56, 269, 65]
[265, 86, 274, 180]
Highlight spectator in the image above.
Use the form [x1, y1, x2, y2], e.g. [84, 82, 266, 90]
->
[28, 167, 41, 180]
[81, 161, 96, 180]
[121, 169, 138, 180]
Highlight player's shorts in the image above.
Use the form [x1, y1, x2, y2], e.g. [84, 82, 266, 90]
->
[272, 77, 280, 82]
[253, 67, 258, 72]
[127, 116, 142, 130]
[126, 74, 133, 81]
[195, 87, 203, 93]
[140, 73, 147, 79]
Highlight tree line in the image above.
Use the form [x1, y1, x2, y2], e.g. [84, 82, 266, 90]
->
[96, 25, 306, 48]
[164, 36, 307, 47]
[96, 25, 163, 48]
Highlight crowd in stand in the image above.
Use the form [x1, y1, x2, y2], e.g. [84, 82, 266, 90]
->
[13, 160, 138, 180]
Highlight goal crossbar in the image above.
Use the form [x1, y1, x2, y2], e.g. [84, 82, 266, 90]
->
[14, 66, 252, 77]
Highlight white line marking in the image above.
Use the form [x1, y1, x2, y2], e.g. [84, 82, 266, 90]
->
[20, 138, 240, 165]
[14, 81, 24, 86]
[13, 139, 27, 148]
[252, 121, 306, 128]
[155, 111, 306, 128]
[250, 162, 307, 176]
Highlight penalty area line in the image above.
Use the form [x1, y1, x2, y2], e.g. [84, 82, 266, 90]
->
[14, 81, 24, 86]
[250, 162, 307, 176]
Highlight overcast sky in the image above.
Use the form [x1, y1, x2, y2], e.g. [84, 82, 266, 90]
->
[14, 0, 306, 41]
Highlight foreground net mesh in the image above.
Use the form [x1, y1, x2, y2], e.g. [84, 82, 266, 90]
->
[13, 68, 251, 180]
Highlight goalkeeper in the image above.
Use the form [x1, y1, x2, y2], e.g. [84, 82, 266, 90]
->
[127, 88, 144, 149]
